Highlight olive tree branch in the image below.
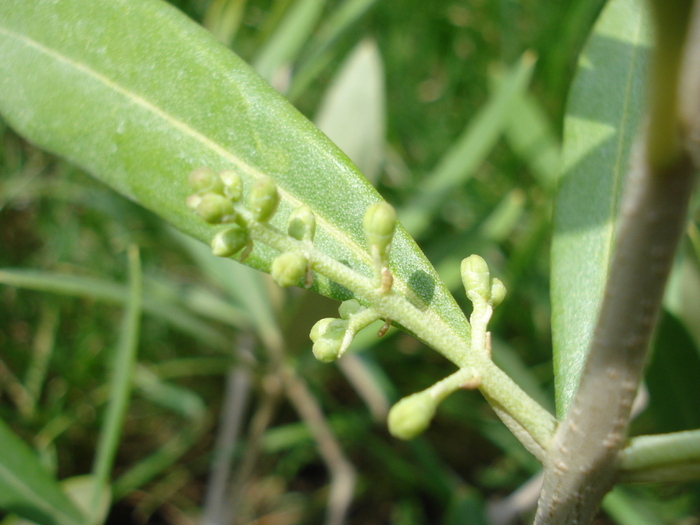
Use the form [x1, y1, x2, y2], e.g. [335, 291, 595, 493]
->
[188, 171, 556, 459]
[535, 0, 698, 522]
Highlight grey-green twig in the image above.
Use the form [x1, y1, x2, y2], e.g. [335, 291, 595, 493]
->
[186, 167, 556, 457]
[535, 0, 698, 518]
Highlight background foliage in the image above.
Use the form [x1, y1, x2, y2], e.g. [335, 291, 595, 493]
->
[1, 0, 700, 523]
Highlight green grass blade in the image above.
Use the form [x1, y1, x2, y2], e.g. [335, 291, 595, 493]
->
[495, 84, 560, 191]
[252, 0, 325, 83]
[398, 52, 535, 237]
[288, 0, 378, 100]
[89, 245, 142, 520]
[23, 304, 59, 419]
[0, 419, 84, 525]
[111, 367, 207, 499]
[173, 230, 283, 351]
[203, 0, 248, 47]
[0, 268, 236, 349]
[550, 0, 652, 417]
[602, 487, 664, 525]
[0, 0, 471, 347]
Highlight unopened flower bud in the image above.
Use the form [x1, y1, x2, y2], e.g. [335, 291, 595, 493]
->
[195, 193, 236, 224]
[310, 318, 348, 363]
[287, 205, 316, 241]
[247, 176, 279, 222]
[219, 170, 243, 202]
[186, 193, 203, 211]
[189, 167, 224, 194]
[388, 392, 436, 440]
[338, 299, 363, 320]
[461, 255, 491, 302]
[490, 278, 506, 307]
[271, 252, 308, 288]
[363, 202, 397, 257]
[211, 224, 249, 257]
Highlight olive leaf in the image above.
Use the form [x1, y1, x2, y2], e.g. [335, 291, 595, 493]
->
[0, 0, 470, 341]
[550, 0, 652, 417]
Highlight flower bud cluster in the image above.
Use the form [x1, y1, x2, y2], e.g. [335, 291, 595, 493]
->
[309, 299, 382, 362]
[185, 169, 509, 445]
[309, 317, 348, 363]
[187, 167, 323, 288]
[187, 167, 252, 257]
[460, 254, 506, 308]
[269, 203, 321, 288]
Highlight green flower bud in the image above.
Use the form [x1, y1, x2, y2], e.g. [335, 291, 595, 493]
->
[363, 202, 397, 256]
[310, 318, 348, 363]
[247, 176, 279, 222]
[210, 224, 249, 257]
[461, 255, 491, 302]
[287, 205, 316, 241]
[271, 251, 308, 288]
[490, 278, 507, 308]
[388, 392, 436, 440]
[219, 169, 243, 202]
[338, 299, 363, 320]
[195, 193, 237, 224]
[189, 167, 224, 194]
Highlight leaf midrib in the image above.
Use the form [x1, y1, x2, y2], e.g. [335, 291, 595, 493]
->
[0, 25, 469, 346]
[603, 6, 648, 278]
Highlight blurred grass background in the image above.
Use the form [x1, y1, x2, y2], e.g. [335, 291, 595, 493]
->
[2, 0, 700, 523]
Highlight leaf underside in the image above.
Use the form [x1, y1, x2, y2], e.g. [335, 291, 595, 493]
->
[550, 0, 652, 418]
[0, 0, 470, 343]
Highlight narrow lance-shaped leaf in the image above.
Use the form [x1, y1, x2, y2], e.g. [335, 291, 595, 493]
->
[550, 0, 652, 418]
[0, 418, 85, 525]
[314, 38, 386, 184]
[0, 0, 471, 346]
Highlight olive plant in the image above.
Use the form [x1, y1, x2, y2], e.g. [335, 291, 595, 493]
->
[1, 0, 700, 523]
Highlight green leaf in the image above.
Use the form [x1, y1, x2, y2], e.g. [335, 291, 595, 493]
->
[550, 0, 652, 418]
[0, 418, 84, 525]
[314, 39, 385, 184]
[0, 0, 470, 345]
[646, 311, 700, 432]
